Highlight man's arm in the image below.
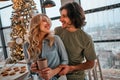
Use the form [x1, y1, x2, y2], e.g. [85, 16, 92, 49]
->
[70, 60, 95, 72]
[59, 60, 95, 75]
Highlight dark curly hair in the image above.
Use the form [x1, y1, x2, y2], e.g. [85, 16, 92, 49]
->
[60, 2, 86, 28]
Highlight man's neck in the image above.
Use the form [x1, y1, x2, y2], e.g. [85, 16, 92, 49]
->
[66, 26, 77, 32]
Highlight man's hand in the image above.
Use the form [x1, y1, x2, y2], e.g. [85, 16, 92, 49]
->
[58, 64, 70, 75]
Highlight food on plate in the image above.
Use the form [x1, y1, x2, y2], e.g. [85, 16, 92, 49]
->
[13, 67, 20, 72]
[5, 68, 12, 71]
[1, 71, 9, 76]
[9, 71, 16, 75]
[0, 65, 27, 77]
[19, 69, 26, 73]
[20, 66, 26, 69]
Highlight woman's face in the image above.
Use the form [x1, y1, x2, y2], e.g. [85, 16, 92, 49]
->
[60, 9, 72, 28]
[40, 16, 51, 33]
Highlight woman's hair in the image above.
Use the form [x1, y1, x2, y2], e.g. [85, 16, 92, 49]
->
[60, 2, 86, 28]
[27, 14, 51, 60]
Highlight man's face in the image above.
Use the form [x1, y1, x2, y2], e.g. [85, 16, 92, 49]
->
[60, 9, 71, 28]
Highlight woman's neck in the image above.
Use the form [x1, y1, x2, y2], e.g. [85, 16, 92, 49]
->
[39, 32, 47, 42]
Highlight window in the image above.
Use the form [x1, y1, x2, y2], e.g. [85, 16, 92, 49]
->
[46, 0, 61, 18]
[81, 0, 120, 10]
[0, 1, 12, 8]
[0, 7, 13, 27]
[3, 28, 12, 46]
[51, 19, 61, 30]
[81, 0, 120, 79]
[0, 48, 4, 61]
[0, 35, 2, 46]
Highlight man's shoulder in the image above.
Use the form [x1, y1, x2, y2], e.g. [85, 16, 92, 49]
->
[54, 26, 63, 35]
[80, 30, 92, 39]
[55, 26, 62, 30]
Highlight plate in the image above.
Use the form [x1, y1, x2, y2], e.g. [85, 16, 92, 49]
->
[0, 63, 29, 80]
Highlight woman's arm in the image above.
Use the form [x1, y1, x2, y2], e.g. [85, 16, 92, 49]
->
[55, 35, 69, 65]
[38, 35, 68, 80]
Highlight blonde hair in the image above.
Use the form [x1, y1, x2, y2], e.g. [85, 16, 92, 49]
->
[27, 14, 52, 60]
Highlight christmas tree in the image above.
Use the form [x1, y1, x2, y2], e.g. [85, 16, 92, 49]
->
[7, 0, 38, 63]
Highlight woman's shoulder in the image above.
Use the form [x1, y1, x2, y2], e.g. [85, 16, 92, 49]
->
[54, 35, 61, 39]
[47, 32, 61, 40]
[53, 35, 62, 44]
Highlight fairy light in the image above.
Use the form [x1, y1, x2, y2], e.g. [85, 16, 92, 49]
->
[7, 0, 38, 63]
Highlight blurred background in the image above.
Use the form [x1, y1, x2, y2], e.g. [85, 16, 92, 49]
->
[0, 0, 120, 80]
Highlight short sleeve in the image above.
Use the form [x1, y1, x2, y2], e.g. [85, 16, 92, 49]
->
[83, 38, 97, 61]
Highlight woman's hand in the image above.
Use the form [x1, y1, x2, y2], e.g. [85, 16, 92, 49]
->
[38, 67, 54, 80]
[30, 62, 38, 73]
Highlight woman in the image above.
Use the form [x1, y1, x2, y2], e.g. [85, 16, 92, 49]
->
[55, 2, 97, 80]
[23, 14, 68, 80]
